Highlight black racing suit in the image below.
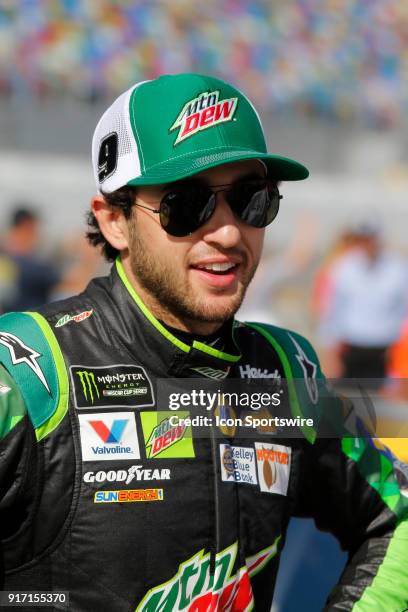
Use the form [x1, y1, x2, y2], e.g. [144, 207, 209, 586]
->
[0, 259, 407, 611]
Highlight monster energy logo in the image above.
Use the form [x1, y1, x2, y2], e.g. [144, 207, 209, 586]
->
[76, 371, 100, 403]
[71, 364, 155, 409]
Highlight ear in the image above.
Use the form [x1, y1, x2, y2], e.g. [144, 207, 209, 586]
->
[91, 194, 130, 252]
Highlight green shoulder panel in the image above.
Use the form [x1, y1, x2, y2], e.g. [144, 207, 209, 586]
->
[245, 322, 328, 443]
[0, 363, 26, 439]
[0, 311, 69, 441]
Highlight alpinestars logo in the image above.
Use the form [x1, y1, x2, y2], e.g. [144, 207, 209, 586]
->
[170, 90, 238, 145]
[0, 332, 50, 394]
[289, 333, 318, 404]
[135, 538, 280, 611]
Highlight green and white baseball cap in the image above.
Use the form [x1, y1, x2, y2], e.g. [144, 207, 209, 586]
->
[92, 73, 309, 193]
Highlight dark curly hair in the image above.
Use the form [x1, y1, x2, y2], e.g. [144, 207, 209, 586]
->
[86, 186, 137, 261]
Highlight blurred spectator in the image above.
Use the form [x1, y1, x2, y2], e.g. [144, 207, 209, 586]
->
[0, 206, 60, 312]
[311, 229, 358, 376]
[51, 234, 108, 301]
[316, 222, 408, 388]
[311, 230, 357, 322]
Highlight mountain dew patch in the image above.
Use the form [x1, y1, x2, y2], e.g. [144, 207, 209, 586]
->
[135, 539, 280, 611]
[55, 309, 93, 328]
[140, 411, 195, 459]
[170, 90, 238, 145]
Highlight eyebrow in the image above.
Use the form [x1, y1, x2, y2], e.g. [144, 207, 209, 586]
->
[159, 172, 265, 192]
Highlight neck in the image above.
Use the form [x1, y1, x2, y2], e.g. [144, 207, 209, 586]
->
[120, 257, 226, 336]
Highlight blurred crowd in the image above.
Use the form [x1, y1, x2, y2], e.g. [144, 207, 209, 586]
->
[1, 0, 408, 128]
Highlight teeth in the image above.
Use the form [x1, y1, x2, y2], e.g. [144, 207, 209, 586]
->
[198, 262, 235, 272]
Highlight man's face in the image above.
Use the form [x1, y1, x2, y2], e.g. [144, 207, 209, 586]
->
[123, 160, 267, 333]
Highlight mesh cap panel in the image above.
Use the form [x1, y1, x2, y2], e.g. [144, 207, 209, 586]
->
[92, 82, 149, 193]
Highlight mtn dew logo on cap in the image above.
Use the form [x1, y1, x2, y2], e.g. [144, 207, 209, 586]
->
[92, 73, 309, 194]
[170, 90, 238, 145]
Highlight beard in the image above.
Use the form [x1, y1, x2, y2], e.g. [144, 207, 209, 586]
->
[127, 223, 259, 326]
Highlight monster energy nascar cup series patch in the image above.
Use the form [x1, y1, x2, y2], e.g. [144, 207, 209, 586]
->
[71, 365, 154, 409]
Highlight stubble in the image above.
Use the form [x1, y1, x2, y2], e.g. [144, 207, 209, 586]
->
[127, 222, 259, 326]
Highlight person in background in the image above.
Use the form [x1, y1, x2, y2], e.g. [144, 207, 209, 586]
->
[0, 206, 60, 312]
[311, 229, 359, 377]
[317, 222, 408, 389]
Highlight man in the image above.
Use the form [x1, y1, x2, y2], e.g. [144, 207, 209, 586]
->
[0, 74, 407, 611]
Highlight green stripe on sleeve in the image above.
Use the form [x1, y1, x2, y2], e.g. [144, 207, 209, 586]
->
[245, 322, 316, 443]
[352, 519, 408, 611]
[26, 312, 69, 442]
[341, 437, 404, 514]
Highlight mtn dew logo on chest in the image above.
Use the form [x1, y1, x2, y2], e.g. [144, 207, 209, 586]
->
[170, 90, 238, 145]
[135, 539, 279, 611]
[140, 411, 195, 459]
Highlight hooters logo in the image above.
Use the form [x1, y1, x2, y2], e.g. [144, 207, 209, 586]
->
[170, 90, 238, 145]
[255, 443, 291, 496]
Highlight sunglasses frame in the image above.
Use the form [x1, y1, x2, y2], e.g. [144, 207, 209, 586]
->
[132, 177, 282, 237]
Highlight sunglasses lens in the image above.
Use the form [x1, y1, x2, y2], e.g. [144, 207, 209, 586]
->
[159, 179, 279, 236]
[160, 186, 215, 237]
[229, 180, 280, 228]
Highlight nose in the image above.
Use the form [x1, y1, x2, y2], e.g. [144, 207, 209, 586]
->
[200, 192, 242, 249]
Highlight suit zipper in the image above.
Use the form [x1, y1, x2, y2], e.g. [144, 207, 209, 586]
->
[209, 419, 220, 575]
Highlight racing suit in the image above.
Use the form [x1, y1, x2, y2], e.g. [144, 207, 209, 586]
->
[0, 258, 407, 611]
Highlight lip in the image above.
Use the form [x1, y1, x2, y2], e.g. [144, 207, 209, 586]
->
[190, 264, 240, 289]
[191, 257, 243, 268]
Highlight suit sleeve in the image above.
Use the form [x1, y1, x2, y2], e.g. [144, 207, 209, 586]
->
[0, 364, 38, 541]
[294, 388, 408, 611]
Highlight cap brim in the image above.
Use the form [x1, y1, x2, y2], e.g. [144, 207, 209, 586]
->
[127, 149, 309, 186]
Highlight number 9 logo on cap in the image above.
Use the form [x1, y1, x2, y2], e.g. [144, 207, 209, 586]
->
[98, 132, 118, 183]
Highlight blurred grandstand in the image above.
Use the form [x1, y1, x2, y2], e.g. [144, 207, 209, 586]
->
[1, 0, 408, 128]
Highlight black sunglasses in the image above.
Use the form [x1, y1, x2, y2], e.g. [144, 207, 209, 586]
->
[133, 177, 282, 237]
